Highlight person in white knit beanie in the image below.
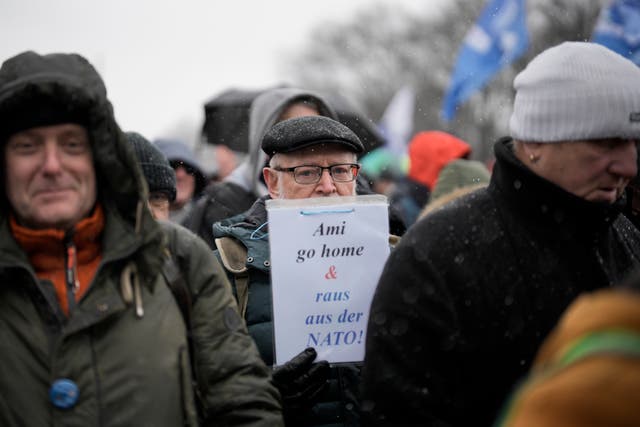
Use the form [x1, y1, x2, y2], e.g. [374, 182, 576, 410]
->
[509, 41, 640, 204]
[360, 41, 640, 427]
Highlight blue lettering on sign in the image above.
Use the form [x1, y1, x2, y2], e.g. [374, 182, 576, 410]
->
[307, 330, 364, 347]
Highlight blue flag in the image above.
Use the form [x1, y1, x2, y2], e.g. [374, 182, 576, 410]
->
[592, 0, 640, 65]
[441, 0, 528, 122]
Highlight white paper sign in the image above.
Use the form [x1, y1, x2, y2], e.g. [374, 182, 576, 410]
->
[266, 195, 390, 365]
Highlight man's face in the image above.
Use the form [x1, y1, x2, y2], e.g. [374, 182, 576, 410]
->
[263, 144, 358, 199]
[170, 161, 196, 208]
[5, 124, 96, 229]
[528, 138, 638, 204]
[213, 144, 238, 180]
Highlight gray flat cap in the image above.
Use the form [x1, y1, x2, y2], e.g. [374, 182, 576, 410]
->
[261, 116, 364, 155]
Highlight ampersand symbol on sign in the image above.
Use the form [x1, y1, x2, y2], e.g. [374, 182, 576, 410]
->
[324, 265, 337, 280]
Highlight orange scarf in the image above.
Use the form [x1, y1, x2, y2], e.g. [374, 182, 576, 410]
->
[10, 205, 104, 316]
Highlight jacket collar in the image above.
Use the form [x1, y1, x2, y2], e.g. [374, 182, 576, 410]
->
[213, 196, 271, 271]
[10, 204, 103, 269]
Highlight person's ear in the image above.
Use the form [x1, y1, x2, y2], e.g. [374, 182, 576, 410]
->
[521, 142, 543, 164]
[263, 167, 280, 199]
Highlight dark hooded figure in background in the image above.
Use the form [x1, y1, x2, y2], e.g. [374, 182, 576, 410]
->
[184, 87, 337, 248]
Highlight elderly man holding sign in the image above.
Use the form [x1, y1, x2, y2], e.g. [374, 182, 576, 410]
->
[213, 115, 391, 426]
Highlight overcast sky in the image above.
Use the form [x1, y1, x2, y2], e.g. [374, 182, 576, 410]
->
[1, 0, 442, 144]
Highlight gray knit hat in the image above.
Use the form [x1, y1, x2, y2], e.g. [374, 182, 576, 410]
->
[509, 42, 640, 142]
[126, 132, 177, 201]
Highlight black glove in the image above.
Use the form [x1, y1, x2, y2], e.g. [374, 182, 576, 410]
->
[272, 347, 330, 420]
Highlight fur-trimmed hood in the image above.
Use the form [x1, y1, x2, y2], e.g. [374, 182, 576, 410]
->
[0, 51, 164, 274]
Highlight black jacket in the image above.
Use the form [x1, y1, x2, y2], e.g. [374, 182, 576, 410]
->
[361, 138, 640, 427]
[184, 181, 257, 248]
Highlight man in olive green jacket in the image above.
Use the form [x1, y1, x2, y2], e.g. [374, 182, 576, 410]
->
[0, 51, 282, 426]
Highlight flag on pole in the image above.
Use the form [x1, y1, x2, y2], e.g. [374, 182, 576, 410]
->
[592, 0, 640, 65]
[441, 0, 528, 122]
[377, 85, 415, 156]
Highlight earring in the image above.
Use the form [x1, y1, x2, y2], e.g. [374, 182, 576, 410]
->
[529, 153, 539, 163]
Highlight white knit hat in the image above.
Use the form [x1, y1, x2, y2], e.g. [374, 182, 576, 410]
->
[509, 41, 640, 142]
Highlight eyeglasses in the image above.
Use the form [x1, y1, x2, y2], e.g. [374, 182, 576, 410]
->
[273, 163, 360, 185]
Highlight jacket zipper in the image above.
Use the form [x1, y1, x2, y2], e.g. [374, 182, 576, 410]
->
[64, 230, 79, 313]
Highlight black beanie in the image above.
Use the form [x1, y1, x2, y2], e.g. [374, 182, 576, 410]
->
[126, 132, 177, 202]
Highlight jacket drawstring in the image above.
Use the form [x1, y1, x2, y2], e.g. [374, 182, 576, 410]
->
[119, 200, 146, 318]
[120, 261, 144, 318]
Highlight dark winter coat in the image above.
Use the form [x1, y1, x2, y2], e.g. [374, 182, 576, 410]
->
[0, 51, 282, 426]
[213, 197, 362, 427]
[184, 181, 257, 248]
[361, 137, 640, 427]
